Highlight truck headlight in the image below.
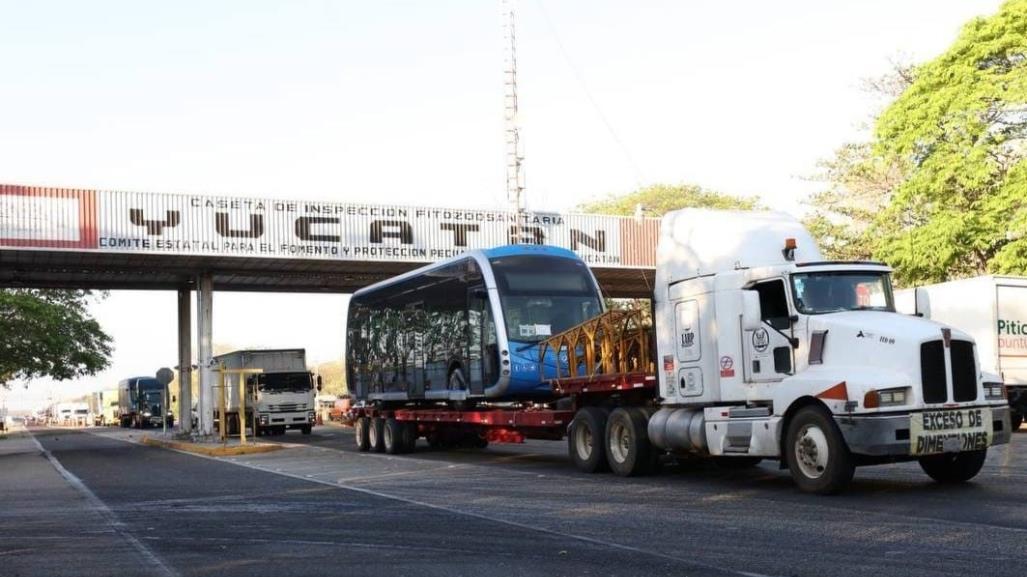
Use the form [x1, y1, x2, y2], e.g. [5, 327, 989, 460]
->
[984, 382, 1007, 401]
[864, 387, 909, 408]
[259, 414, 269, 425]
[142, 412, 152, 417]
[308, 411, 316, 422]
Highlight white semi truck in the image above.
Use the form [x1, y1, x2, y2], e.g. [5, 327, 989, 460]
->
[349, 209, 1012, 494]
[214, 349, 320, 436]
[896, 275, 1027, 431]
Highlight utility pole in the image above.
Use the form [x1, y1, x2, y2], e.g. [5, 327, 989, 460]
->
[503, 0, 525, 229]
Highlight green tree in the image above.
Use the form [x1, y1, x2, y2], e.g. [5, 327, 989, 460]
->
[0, 290, 113, 388]
[803, 64, 913, 263]
[871, 0, 1027, 285]
[314, 360, 347, 396]
[579, 183, 760, 217]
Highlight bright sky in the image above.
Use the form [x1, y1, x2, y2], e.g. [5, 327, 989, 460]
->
[0, 0, 1004, 410]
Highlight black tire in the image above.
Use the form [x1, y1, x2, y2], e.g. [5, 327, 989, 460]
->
[301, 425, 312, 435]
[368, 417, 385, 452]
[919, 450, 987, 483]
[1011, 411, 1023, 432]
[383, 418, 405, 454]
[784, 405, 854, 495]
[604, 407, 653, 477]
[400, 422, 418, 452]
[354, 416, 370, 452]
[568, 407, 610, 473]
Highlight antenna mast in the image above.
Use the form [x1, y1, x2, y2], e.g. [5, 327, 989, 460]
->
[503, 0, 525, 216]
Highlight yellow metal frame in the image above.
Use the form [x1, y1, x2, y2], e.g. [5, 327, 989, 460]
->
[214, 367, 264, 444]
[539, 309, 653, 381]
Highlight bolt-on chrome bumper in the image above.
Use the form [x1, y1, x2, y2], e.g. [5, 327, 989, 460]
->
[834, 406, 1012, 457]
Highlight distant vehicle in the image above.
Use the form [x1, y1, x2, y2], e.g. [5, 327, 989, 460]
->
[330, 396, 352, 424]
[118, 377, 173, 429]
[214, 349, 319, 436]
[346, 245, 604, 404]
[897, 275, 1027, 431]
[89, 389, 119, 426]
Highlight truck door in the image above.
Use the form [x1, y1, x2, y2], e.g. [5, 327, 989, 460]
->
[467, 286, 499, 395]
[743, 279, 796, 383]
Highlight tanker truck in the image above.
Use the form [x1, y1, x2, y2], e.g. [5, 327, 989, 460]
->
[347, 211, 1012, 494]
[896, 275, 1027, 431]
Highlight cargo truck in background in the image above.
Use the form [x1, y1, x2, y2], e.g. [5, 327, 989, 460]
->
[897, 276, 1027, 431]
[118, 377, 173, 429]
[347, 211, 1012, 494]
[213, 349, 319, 436]
[89, 389, 119, 426]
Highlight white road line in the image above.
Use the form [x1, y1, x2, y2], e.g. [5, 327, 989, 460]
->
[28, 431, 181, 577]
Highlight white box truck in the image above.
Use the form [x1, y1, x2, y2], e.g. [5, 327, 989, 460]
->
[348, 209, 1013, 494]
[214, 349, 319, 436]
[897, 275, 1027, 430]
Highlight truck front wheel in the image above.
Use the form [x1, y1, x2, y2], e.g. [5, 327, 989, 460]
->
[1010, 411, 1023, 432]
[785, 406, 854, 495]
[569, 407, 609, 473]
[918, 450, 986, 483]
[354, 417, 370, 452]
[604, 407, 653, 477]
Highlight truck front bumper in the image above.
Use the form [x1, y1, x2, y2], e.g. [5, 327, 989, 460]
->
[835, 406, 1012, 457]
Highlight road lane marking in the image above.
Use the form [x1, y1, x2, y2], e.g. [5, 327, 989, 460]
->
[28, 431, 181, 577]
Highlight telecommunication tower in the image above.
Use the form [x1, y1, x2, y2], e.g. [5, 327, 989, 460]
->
[503, 0, 525, 216]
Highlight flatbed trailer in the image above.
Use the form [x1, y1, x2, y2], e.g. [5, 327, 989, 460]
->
[350, 372, 657, 455]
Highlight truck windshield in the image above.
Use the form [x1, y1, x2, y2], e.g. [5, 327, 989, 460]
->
[255, 372, 312, 392]
[489, 255, 603, 343]
[791, 271, 895, 315]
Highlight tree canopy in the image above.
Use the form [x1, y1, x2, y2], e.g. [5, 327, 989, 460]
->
[0, 289, 113, 388]
[578, 183, 760, 217]
[869, 0, 1027, 285]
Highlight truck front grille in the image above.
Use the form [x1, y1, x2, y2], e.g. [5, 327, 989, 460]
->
[920, 341, 947, 404]
[267, 403, 307, 413]
[950, 340, 977, 402]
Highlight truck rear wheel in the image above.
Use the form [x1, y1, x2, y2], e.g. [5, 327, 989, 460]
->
[383, 418, 406, 454]
[354, 417, 370, 452]
[569, 407, 609, 473]
[368, 417, 385, 452]
[605, 407, 653, 477]
[785, 405, 854, 495]
[918, 450, 987, 483]
[401, 422, 418, 452]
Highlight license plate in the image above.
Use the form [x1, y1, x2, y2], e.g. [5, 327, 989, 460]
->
[910, 408, 992, 456]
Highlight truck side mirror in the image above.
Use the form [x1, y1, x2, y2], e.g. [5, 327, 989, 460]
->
[741, 291, 762, 331]
[316, 375, 323, 392]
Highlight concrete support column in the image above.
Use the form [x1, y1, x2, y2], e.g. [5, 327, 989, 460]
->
[196, 273, 214, 437]
[176, 287, 192, 434]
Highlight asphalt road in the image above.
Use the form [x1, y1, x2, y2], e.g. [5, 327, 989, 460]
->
[2, 423, 1026, 577]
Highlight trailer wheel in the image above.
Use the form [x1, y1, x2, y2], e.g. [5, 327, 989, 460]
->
[785, 405, 854, 495]
[400, 422, 418, 452]
[604, 407, 653, 477]
[1011, 411, 1023, 432]
[569, 407, 609, 473]
[383, 418, 406, 454]
[354, 416, 370, 452]
[368, 417, 386, 452]
[918, 450, 987, 483]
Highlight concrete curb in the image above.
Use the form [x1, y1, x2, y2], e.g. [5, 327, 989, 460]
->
[141, 436, 284, 456]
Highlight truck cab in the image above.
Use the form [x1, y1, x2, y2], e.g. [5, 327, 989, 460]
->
[651, 209, 1012, 493]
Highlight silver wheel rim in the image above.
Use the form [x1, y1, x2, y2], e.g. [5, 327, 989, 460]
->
[574, 422, 593, 461]
[369, 421, 378, 447]
[356, 420, 364, 446]
[384, 424, 392, 448]
[795, 424, 830, 479]
[609, 420, 630, 464]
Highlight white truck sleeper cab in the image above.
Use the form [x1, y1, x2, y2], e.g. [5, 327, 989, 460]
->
[651, 209, 1011, 493]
